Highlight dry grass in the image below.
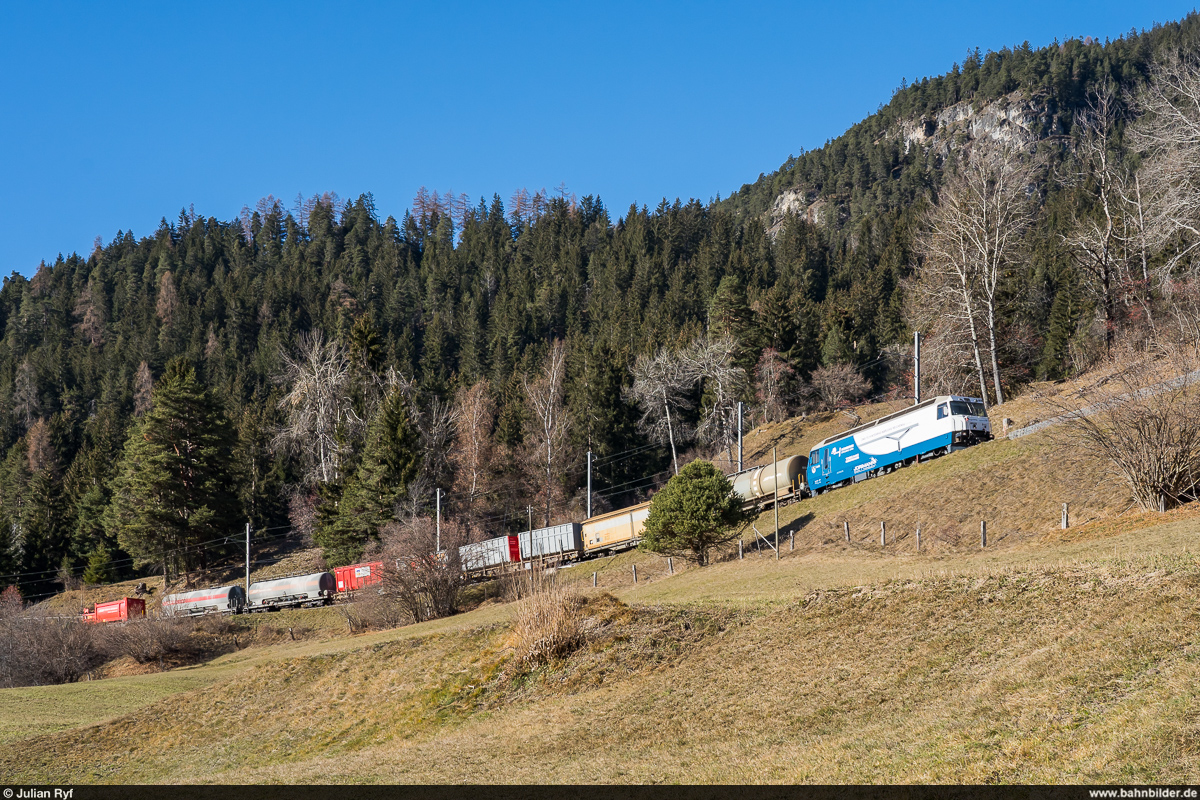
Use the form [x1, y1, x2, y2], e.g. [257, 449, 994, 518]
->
[4, 551, 1198, 783]
[508, 585, 587, 669]
[10, 371, 1200, 783]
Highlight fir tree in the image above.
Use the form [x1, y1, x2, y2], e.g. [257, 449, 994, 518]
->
[104, 359, 240, 584]
[82, 541, 115, 584]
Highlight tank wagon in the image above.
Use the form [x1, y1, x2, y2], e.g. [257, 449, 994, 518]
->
[247, 572, 336, 612]
[161, 585, 246, 617]
[82, 597, 146, 623]
[808, 395, 990, 493]
[729, 455, 806, 507]
[333, 561, 383, 593]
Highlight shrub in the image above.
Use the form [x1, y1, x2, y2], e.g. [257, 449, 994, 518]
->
[0, 613, 105, 687]
[101, 617, 193, 665]
[509, 584, 586, 670]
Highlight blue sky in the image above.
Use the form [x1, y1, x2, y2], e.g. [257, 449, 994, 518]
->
[0, 1, 1193, 276]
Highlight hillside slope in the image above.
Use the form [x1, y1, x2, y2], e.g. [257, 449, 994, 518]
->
[4, 543, 1198, 783]
[7, 368, 1200, 783]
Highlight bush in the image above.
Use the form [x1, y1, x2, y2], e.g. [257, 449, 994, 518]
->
[509, 584, 586, 670]
[0, 613, 105, 687]
[639, 460, 748, 566]
[100, 617, 193, 665]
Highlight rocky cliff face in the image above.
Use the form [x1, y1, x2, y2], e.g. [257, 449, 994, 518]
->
[899, 90, 1064, 154]
[765, 90, 1064, 236]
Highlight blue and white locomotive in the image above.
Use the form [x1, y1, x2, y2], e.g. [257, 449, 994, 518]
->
[807, 396, 991, 493]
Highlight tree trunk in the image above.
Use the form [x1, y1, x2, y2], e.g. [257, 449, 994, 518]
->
[986, 301, 1005, 406]
[663, 392, 679, 476]
[961, 278, 990, 409]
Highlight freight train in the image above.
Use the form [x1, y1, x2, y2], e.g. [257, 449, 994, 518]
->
[92, 396, 990, 620]
[459, 395, 989, 577]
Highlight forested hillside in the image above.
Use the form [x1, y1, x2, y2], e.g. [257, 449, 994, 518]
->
[6, 14, 1200, 601]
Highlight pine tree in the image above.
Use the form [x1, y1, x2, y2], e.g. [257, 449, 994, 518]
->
[318, 386, 422, 565]
[639, 460, 748, 566]
[104, 359, 240, 584]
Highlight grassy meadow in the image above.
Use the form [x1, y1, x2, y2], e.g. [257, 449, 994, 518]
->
[5, 383, 1200, 784]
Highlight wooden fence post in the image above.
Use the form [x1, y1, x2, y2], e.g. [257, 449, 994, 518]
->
[844, 521, 850, 543]
[916, 524, 921, 551]
[881, 521, 886, 547]
[1061, 503, 1069, 529]
[739, 539, 743, 560]
[592, 571, 597, 587]
[668, 557, 674, 574]
[790, 531, 794, 551]
[981, 520, 987, 548]
[632, 564, 638, 583]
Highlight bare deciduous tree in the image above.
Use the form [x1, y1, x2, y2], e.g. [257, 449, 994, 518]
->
[12, 360, 39, 432]
[1063, 82, 1132, 353]
[1130, 54, 1200, 281]
[1055, 345, 1200, 511]
[755, 348, 795, 423]
[133, 361, 153, 416]
[406, 394, 457, 512]
[627, 346, 694, 475]
[808, 364, 871, 410]
[677, 334, 747, 465]
[377, 517, 470, 623]
[276, 331, 361, 485]
[25, 419, 56, 475]
[523, 341, 571, 526]
[155, 270, 178, 325]
[451, 381, 495, 516]
[73, 279, 106, 348]
[917, 145, 1036, 407]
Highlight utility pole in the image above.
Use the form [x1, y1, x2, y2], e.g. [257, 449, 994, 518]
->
[586, 450, 592, 519]
[737, 402, 744, 472]
[773, 447, 779, 561]
[245, 522, 250, 594]
[914, 331, 921, 405]
[526, 505, 534, 561]
[435, 488, 442, 552]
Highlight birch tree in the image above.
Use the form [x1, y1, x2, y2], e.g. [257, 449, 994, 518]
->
[917, 145, 1035, 407]
[523, 340, 570, 526]
[627, 346, 694, 476]
[276, 331, 361, 485]
[1130, 54, 1200, 281]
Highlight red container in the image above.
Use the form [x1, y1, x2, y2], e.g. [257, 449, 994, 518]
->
[334, 561, 384, 593]
[505, 535, 520, 562]
[85, 597, 146, 623]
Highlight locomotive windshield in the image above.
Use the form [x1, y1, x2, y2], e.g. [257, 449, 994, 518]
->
[949, 400, 986, 416]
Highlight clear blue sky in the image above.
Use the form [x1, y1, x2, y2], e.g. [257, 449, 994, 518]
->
[0, 1, 1193, 277]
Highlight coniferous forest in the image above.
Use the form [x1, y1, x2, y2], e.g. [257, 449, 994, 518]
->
[7, 15, 1200, 600]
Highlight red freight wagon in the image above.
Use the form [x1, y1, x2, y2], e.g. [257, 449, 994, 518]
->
[84, 597, 146, 623]
[334, 561, 383, 593]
